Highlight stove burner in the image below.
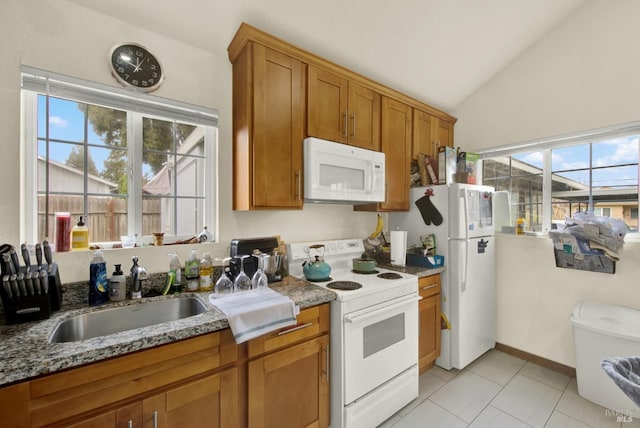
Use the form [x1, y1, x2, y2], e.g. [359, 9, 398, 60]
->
[351, 269, 380, 275]
[306, 277, 332, 283]
[377, 272, 403, 280]
[327, 281, 363, 290]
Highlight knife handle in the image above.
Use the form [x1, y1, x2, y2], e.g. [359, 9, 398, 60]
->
[35, 243, 42, 270]
[9, 274, 19, 297]
[39, 270, 49, 294]
[2, 275, 12, 299]
[21, 243, 31, 271]
[9, 247, 20, 274]
[25, 272, 35, 296]
[2, 254, 15, 276]
[43, 240, 52, 266]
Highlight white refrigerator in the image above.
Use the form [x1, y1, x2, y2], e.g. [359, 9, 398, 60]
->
[390, 183, 496, 370]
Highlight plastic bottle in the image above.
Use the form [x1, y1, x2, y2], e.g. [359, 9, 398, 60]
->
[89, 250, 109, 306]
[185, 249, 200, 292]
[71, 216, 90, 251]
[516, 217, 526, 235]
[168, 253, 183, 294]
[199, 253, 214, 291]
[109, 264, 126, 301]
[198, 226, 214, 243]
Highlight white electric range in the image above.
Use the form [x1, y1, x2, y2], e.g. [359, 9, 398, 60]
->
[288, 238, 419, 428]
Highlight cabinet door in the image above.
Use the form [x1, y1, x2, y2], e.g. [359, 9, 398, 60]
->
[419, 294, 441, 373]
[308, 65, 348, 144]
[412, 109, 436, 160]
[144, 367, 239, 428]
[436, 118, 454, 148]
[248, 335, 330, 428]
[252, 44, 305, 209]
[380, 96, 412, 211]
[347, 81, 380, 151]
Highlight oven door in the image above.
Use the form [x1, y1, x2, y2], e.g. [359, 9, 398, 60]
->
[343, 294, 419, 403]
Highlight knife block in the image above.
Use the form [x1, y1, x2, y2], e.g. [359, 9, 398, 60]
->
[0, 290, 51, 325]
[0, 262, 63, 324]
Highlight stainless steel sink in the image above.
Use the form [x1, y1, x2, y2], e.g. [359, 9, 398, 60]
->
[49, 297, 207, 343]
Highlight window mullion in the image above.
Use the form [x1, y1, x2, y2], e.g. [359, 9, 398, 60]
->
[129, 112, 143, 235]
[22, 92, 39, 243]
[542, 149, 552, 233]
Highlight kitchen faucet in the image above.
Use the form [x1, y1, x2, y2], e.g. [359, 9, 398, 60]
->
[130, 256, 148, 299]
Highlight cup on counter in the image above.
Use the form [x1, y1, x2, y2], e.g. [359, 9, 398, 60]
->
[120, 235, 135, 248]
[55, 212, 71, 252]
[153, 232, 164, 246]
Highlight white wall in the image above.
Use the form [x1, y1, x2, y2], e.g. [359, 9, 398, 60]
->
[454, 0, 640, 367]
[1, 0, 379, 282]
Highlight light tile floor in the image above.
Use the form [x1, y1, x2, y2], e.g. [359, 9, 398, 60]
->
[378, 349, 640, 428]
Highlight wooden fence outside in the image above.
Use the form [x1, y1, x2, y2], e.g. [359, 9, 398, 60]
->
[39, 196, 161, 242]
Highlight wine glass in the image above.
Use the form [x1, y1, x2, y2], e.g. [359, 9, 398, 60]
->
[233, 255, 252, 292]
[252, 254, 269, 289]
[215, 257, 234, 295]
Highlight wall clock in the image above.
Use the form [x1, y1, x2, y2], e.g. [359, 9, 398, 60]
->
[109, 43, 164, 92]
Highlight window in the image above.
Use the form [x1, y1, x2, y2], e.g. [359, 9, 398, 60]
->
[21, 66, 218, 246]
[481, 127, 639, 233]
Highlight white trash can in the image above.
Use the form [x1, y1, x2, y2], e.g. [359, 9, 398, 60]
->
[570, 301, 640, 416]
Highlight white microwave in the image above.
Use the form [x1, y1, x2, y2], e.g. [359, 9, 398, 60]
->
[304, 137, 385, 204]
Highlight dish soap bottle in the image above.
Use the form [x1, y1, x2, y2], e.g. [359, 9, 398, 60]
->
[71, 216, 89, 251]
[199, 252, 214, 291]
[109, 264, 126, 302]
[165, 253, 183, 294]
[89, 250, 109, 306]
[185, 249, 200, 292]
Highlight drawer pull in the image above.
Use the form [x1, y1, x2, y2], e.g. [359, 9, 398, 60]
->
[153, 411, 158, 428]
[421, 284, 438, 291]
[278, 322, 313, 336]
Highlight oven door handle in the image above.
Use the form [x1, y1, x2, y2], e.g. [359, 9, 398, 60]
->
[345, 296, 420, 324]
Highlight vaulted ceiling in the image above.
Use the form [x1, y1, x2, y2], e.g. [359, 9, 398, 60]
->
[67, 0, 584, 111]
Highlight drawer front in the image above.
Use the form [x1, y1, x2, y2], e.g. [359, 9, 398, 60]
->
[248, 303, 330, 358]
[29, 330, 236, 427]
[419, 274, 441, 298]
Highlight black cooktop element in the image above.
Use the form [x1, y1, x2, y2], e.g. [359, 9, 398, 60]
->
[327, 281, 363, 290]
[306, 277, 332, 282]
[351, 269, 380, 275]
[377, 272, 403, 280]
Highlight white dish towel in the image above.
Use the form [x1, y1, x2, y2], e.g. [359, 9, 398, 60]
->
[209, 288, 299, 343]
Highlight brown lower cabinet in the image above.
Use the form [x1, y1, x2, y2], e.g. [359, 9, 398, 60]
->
[0, 303, 330, 428]
[418, 274, 442, 373]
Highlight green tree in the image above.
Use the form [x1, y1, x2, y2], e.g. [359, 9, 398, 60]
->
[65, 145, 99, 176]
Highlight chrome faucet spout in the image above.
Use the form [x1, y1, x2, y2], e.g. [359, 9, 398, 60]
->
[130, 256, 148, 299]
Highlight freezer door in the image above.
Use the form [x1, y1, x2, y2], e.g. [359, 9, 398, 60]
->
[449, 237, 496, 369]
[449, 184, 495, 240]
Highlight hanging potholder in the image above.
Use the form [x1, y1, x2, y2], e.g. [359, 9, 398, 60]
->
[415, 188, 443, 226]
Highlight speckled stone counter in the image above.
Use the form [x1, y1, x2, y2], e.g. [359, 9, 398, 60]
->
[379, 263, 445, 278]
[0, 276, 336, 387]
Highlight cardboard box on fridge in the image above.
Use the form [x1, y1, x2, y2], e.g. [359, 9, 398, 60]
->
[456, 152, 480, 184]
[438, 146, 457, 184]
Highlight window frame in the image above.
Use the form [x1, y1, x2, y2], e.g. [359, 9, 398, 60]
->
[478, 123, 640, 237]
[20, 67, 219, 246]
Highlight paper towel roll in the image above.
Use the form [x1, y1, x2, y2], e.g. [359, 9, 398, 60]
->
[390, 230, 408, 266]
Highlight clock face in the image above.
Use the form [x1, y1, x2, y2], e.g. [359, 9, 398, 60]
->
[110, 43, 163, 92]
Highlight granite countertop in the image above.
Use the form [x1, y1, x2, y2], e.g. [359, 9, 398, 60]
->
[0, 276, 336, 387]
[380, 263, 445, 278]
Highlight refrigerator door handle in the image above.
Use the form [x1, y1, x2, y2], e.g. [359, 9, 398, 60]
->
[461, 240, 469, 292]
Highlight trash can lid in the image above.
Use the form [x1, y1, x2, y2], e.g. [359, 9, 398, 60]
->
[570, 301, 640, 341]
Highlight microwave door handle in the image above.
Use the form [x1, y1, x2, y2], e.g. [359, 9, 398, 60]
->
[369, 160, 375, 193]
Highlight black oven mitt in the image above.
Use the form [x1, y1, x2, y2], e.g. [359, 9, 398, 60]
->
[415, 188, 443, 226]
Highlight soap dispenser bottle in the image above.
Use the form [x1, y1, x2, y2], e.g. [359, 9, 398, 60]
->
[89, 250, 109, 306]
[71, 216, 89, 251]
[109, 264, 126, 302]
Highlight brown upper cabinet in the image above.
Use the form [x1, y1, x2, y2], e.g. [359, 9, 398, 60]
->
[412, 109, 454, 160]
[308, 65, 381, 151]
[230, 42, 306, 210]
[228, 22, 456, 211]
